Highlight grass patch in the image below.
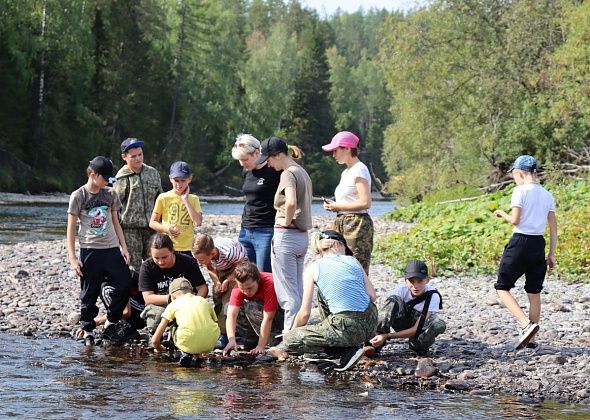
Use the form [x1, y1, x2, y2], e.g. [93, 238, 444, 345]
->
[375, 179, 590, 282]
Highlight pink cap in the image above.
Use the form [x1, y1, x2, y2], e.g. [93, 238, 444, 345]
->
[321, 131, 360, 152]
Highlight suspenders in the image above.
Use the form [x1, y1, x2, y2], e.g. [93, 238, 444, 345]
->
[406, 290, 443, 338]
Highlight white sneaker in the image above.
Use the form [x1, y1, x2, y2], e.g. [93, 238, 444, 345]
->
[334, 346, 364, 372]
[515, 322, 539, 350]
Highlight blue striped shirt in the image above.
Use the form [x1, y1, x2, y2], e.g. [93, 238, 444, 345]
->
[314, 255, 370, 314]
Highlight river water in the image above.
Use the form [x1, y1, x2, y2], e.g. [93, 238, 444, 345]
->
[2, 333, 589, 418]
[2, 202, 590, 417]
[0, 200, 396, 244]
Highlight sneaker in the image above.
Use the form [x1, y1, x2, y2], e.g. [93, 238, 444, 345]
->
[161, 340, 177, 351]
[178, 352, 192, 367]
[84, 335, 95, 346]
[334, 346, 364, 372]
[215, 334, 229, 350]
[515, 322, 539, 350]
[116, 321, 140, 341]
[102, 323, 124, 342]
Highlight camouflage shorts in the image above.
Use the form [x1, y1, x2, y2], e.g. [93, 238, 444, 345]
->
[376, 295, 446, 351]
[333, 213, 374, 275]
[236, 300, 284, 348]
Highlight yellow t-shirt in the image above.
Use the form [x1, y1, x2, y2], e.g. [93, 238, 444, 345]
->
[162, 293, 220, 354]
[153, 190, 202, 251]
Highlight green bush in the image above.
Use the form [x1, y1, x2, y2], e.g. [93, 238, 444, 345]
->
[376, 179, 590, 282]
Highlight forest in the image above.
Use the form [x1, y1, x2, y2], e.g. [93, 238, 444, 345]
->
[1, 0, 589, 200]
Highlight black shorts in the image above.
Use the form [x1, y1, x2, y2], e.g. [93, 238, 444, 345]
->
[495, 233, 547, 294]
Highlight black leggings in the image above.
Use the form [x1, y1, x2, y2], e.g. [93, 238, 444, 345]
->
[79, 248, 131, 332]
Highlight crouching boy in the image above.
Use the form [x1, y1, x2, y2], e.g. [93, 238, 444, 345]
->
[370, 260, 446, 355]
[152, 277, 220, 366]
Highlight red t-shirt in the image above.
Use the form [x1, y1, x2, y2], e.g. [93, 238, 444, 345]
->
[229, 272, 279, 312]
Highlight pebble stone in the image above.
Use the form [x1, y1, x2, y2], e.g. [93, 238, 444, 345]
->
[0, 213, 589, 404]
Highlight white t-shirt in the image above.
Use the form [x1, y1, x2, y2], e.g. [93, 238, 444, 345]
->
[334, 161, 371, 214]
[389, 283, 441, 313]
[511, 183, 555, 235]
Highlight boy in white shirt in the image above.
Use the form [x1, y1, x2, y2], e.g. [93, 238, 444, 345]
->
[369, 260, 446, 356]
[494, 155, 557, 350]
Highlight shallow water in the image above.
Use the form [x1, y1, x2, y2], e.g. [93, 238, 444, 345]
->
[1, 334, 589, 419]
[0, 200, 396, 244]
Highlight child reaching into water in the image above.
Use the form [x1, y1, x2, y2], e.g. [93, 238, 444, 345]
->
[493, 155, 557, 350]
[152, 277, 219, 367]
[369, 260, 446, 356]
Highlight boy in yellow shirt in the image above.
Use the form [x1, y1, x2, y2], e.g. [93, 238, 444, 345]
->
[152, 277, 220, 366]
[149, 161, 202, 254]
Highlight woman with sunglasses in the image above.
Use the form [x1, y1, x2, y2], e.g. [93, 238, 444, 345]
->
[231, 134, 281, 272]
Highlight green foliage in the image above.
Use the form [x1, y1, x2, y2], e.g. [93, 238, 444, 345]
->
[376, 179, 590, 282]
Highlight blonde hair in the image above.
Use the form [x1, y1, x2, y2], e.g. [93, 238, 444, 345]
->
[309, 231, 340, 256]
[232, 134, 260, 160]
[192, 233, 215, 255]
[288, 145, 303, 160]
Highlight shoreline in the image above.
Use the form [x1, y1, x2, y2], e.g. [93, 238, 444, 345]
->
[0, 217, 589, 404]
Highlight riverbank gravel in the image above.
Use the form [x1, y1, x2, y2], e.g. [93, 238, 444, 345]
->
[0, 214, 589, 404]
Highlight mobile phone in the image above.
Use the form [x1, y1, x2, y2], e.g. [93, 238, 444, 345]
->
[322, 196, 328, 203]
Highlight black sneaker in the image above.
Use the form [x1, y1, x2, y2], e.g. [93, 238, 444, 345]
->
[116, 321, 140, 341]
[102, 324, 124, 342]
[179, 352, 192, 367]
[84, 335, 95, 346]
[334, 346, 364, 372]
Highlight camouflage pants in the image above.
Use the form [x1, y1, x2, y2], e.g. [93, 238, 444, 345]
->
[333, 213, 373, 275]
[140, 303, 165, 334]
[123, 227, 153, 272]
[376, 296, 446, 352]
[236, 300, 284, 348]
[283, 291, 378, 354]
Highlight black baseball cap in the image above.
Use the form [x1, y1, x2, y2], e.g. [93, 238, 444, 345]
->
[120, 138, 145, 153]
[89, 156, 114, 180]
[404, 260, 428, 280]
[256, 136, 289, 164]
[319, 230, 353, 256]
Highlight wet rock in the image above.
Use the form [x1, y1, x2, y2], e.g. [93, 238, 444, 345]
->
[414, 358, 437, 378]
[444, 380, 471, 391]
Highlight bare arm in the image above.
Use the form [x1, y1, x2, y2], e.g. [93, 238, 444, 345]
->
[279, 186, 297, 227]
[494, 206, 521, 226]
[112, 210, 129, 264]
[151, 317, 170, 353]
[363, 269, 377, 303]
[370, 313, 432, 347]
[224, 304, 240, 355]
[547, 211, 557, 269]
[252, 310, 276, 354]
[195, 283, 209, 298]
[149, 212, 179, 237]
[292, 265, 316, 328]
[66, 213, 83, 277]
[324, 177, 371, 212]
[142, 290, 168, 306]
[182, 187, 202, 227]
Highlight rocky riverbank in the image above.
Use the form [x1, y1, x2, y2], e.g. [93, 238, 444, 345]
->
[0, 214, 589, 404]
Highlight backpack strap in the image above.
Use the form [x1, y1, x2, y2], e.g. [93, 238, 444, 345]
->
[406, 290, 443, 338]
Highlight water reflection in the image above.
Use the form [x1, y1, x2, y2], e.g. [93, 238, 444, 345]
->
[1, 333, 589, 418]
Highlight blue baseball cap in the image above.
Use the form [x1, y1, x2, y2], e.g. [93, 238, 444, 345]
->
[169, 161, 191, 178]
[120, 138, 145, 153]
[509, 155, 537, 173]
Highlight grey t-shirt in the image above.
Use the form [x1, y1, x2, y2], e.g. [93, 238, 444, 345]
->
[274, 163, 313, 231]
[68, 186, 122, 249]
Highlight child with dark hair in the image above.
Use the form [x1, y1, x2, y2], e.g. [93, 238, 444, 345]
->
[67, 156, 131, 345]
[223, 261, 284, 356]
[370, 260, 446, 356]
